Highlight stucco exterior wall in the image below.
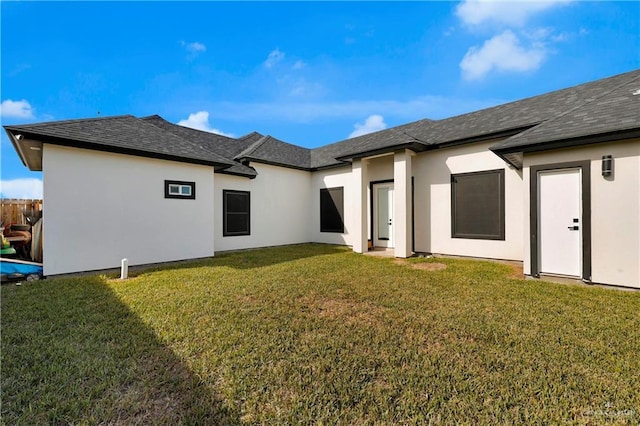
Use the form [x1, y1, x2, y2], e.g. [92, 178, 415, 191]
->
[412, 141, 524, 261]
[523, 139, 640, 289]
[42, 144, 216, 275]
[40, 137, 638, 289]
[214, 163, 311, 252]
[366, 155, 394, 183]
[309, 166, 354, 246]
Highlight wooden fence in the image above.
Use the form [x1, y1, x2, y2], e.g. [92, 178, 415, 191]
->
[1, 199, 43, 226]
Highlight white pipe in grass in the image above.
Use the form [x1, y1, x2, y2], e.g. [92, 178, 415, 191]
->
[121, 258, 128, 280]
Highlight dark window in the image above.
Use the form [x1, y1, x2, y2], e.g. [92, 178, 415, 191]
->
[451, 169, 505, 240]
[223, 190, 250, 236]
[165, 180, 195, 199]
[320, 187, 344, 233]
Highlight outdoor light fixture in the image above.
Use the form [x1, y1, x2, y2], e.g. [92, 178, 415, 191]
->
[602, 155, 613, 177]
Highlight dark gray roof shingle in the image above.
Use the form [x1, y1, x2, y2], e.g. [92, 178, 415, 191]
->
[5, 115, 237, 168]
[400, 69, 640, 146]
[491, 73, 640, 151]
[309, 70, 640, 168]
[310, 126, 427, 169]
[141, 115, 257, 177]
[237, 131, 265, 145]
[235, 135, 311, 170]
[6, 70, 639, 175]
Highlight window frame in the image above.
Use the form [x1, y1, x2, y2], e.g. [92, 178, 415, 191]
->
[451, 169, 505, 240]
[223, 190, 251, 237]
[320, 187, 344, 233]
[164, 180, 196, 200]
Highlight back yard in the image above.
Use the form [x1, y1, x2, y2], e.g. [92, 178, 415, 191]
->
[2, 244, 638, 424]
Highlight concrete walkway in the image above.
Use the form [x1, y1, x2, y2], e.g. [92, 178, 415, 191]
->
[363, 248, 395, 258]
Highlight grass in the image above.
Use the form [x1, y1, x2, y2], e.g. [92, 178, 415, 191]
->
[2, 244, 639, 424]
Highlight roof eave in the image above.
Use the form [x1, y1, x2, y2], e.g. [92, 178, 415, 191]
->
[491, 127, 640, 169]
[491, 150, 523, 169]
[334, 142, 427, 162]
[436, 124, 539, 150]
[5, 130, 234, 170]
[3, 127, 43, 171]
[216, 168, 258, 179]
[234, 157, 311, 172]
[310, 161, 352, 172]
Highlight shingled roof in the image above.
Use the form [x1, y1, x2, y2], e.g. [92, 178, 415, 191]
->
[235, 135, 311, 170]
[401, 70, 639, 147]
[491, 72, 640, 156]
[237, 131, 265, 145]
[5, 70, 639, 176]
[310, 126, 428, 169]
[308, 69, 640, 169]
[5, 115, 237, 170]
[141, 115, 257, 177]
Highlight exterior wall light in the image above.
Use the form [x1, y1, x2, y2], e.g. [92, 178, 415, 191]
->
[601, 155, 613, 177]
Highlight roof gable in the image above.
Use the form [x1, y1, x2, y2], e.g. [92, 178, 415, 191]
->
[310, 126, 427, 169]
[5, 115, 236, 170]
[235, 135, 311, 170]
[492, 73, 640, 153]
[141, 115, 257, 177]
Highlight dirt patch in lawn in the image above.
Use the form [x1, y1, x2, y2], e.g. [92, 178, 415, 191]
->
[299, 295, 386, 327]
[393, 259, 447, 271]
[506, 262, 524, 279]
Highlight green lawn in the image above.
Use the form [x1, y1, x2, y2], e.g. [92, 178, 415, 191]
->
[2, 244, 639, 424]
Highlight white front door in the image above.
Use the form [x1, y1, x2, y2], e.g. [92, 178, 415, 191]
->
[373, 183, 394, 248]
[538, 168, 582, 277]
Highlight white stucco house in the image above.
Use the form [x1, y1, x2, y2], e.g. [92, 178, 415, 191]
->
[5, 70, 640, 289]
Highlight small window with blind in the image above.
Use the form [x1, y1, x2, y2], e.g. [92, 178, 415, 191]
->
[165, 180, 195, 200]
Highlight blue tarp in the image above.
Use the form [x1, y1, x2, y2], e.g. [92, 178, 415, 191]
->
[0, 259, 43, 276]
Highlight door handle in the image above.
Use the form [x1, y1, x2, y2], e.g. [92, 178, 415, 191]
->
[568, 226, 579, 231]
[388, 219, 392, 225]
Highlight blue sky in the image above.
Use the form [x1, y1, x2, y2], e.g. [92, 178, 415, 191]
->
[1, 1, 638, 198]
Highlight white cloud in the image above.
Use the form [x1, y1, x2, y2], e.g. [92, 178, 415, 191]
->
[181, 41, 206, 53]
[273, 72, 325, 99]
[524, 27, 553, 41]
[548, 27, 589, 43]
[264, 49, 285, 68]
[292, 60, 307, 70]
[550, 32, 568, 42]
[288, 79, 324, 98]
[177, 111, 234, 137]
[0, 178, 43, 199]
[207, 96, 502, 123]
[8, 64, 31, 77]
[456, 0, 571, 27]
[460, 30, 546, 80]
[180, 41, 206, 60]
[349, 114, 387, 138]
[1, 99, 34, 119]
